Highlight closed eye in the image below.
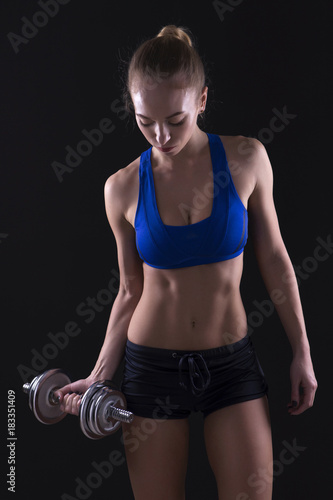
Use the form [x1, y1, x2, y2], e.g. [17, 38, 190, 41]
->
[169, 118, 186, 127]
[139, 118, 186, 128]
[139, 121, 154, 127]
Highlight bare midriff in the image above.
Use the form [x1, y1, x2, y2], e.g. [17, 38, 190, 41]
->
[127, 254, 248, 350]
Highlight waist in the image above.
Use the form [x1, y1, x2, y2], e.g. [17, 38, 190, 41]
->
[127, 284, 248, 350]
[126, 334, 251, 360]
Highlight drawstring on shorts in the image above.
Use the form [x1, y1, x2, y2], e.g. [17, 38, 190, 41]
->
[177, 353, 211, 396]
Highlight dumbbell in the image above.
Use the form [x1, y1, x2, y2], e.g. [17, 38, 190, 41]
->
[22, 369, 134, 440]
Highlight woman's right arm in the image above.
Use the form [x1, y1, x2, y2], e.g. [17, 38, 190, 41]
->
[56, 170, 143, 414]
[89, 172, 143, 381]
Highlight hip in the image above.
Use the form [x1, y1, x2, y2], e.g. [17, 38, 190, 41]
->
[121, 334, 268, 419]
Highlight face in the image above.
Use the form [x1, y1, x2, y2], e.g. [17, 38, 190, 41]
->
[130, 74, 207, 156]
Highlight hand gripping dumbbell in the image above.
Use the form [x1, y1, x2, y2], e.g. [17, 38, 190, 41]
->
[22, 369, 134, 440]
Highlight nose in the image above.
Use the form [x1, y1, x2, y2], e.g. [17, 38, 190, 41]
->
[155, 124, 171, 146]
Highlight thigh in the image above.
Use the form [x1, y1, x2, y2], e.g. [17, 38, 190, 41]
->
[122, 415, 190, 500]
[204, 396, 273, 500]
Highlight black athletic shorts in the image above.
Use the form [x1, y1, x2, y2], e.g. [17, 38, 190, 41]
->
[121, 334, 268, 420]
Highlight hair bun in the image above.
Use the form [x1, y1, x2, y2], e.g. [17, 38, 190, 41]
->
[156, 25, 193, 47]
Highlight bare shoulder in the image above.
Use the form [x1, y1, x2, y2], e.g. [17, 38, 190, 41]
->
[219, 135, 273, 192]
[104, 156, 140, 225]
[105, 156, 140, 195]
[218, 134, 267, 164]
[213, 135, 268, 206]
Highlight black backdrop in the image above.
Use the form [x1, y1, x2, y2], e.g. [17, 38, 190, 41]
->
[1, 1, 332, 499]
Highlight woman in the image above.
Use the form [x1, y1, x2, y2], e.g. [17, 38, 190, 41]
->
[56, 25, 317, 500]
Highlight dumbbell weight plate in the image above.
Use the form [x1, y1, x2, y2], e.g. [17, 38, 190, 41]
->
[30, 369, 71, 425]
[89, 385, 117, 437]
[79, 382, 106, 439]
[87, 386, 106, 438]
[94, 382, 127, 437]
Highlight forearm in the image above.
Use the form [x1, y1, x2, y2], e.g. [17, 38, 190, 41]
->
[89, 290, 141, 380]
[258, 252, 311, 356]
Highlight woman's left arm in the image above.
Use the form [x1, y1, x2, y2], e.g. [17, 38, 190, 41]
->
[247, 139, 318, 415]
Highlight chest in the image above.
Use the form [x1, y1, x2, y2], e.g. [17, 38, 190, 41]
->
[151, 156, 251, 227]
[152, 165, 216, 226]
[126, 137, 253, 228]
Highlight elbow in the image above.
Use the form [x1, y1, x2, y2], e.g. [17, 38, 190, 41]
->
[263, 248, 292, 272]
[258, 247, 299, 287]
[115, 287, 143, 314]
[266, 248, 290, 268]
[119, 288, 143, 302]
[118, 279, 143, 301]
[254, 234, 290, 269]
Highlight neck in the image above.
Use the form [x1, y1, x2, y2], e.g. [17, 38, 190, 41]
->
[153, 127, 208, 169]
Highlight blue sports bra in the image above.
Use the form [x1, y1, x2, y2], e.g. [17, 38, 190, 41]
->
[134, 133, 248, 269]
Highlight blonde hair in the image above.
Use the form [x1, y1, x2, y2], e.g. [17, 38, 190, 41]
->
[156, 25, 193, 47]
[125, 25, 206, 110]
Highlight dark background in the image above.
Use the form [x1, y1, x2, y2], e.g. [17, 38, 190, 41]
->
[1, 0, 332, 499]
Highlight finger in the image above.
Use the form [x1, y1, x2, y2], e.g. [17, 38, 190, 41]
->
[54, 380, 85, 401]
[59, 392, 71, 412]
[289, 380, 302, 411]
[288, 384, 315, 415]
[287, 400, 298, 412]
[60, 393, 79, 415]
[70, 394, 81, 416]
[288, 398, 303, 415]
[60, 393, 82, 416]
[54, 383, 75, 402]
[287, 394, 302, 413]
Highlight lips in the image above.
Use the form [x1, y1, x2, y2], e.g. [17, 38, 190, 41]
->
[156, 146, 175, 153]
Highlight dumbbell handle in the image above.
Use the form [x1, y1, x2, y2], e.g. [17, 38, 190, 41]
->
[22, 382, 134, 424]
[106, 406, 134, 424]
